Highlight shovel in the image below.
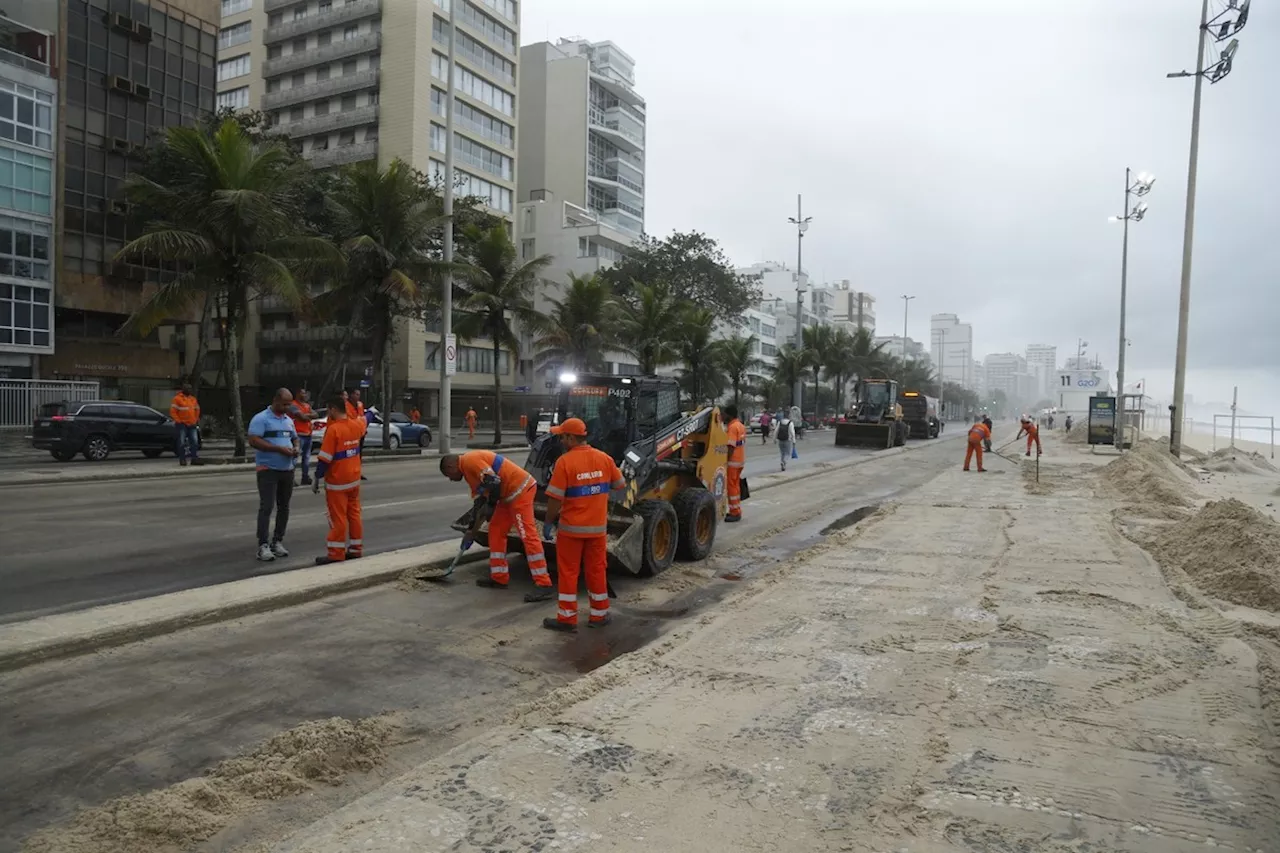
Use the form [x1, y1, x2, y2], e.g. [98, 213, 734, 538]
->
[415, 540, 467, 582]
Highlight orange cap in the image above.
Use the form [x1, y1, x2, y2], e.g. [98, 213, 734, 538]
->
[550, 417, 588, 436]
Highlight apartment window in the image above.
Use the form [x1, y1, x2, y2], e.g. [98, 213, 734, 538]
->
[762, 324, 776, 338]
[426, 343, 510, 374]
[316, 66, 330, 81]
[364, 125, 378, 141]
[217, 54, 251, 82]
[459, 2, 516, 54]
[269, 12, 283, 26]
[340, 94, 357, 111]
[318, 31, 331, 46]
[344, 25, 359, 39]
[342, 59, 358, 75]
[292, 38, 307, 54]
[0, 85, 54, 152]
[454, 134, 512, 180]
[218, 22, 252, 49]
[268, 44, 283, 59]
[314, 101, 330, 116]
[477, 0, 516, 24]
[222, 0, 254, 14]
[433, 18, 514, 83]
[291, 72, 306, 88]
[290, 106, 304, 121]
[216, 87, 250, 110]
[266, 79, 281, 93]
[319, 0, 332, 9]
[761, 343, 777, 357]
[430, 53, 514, 116]
[0, 148, 53, 215]
[293, 7, 307, 20]
[521, 238, 534, 261]
[429, 160, 511, 213]
[0, 216, 51, 281]
[0, 283, 51, 347]
[338, 130, 356, 146]
[312, 136, 329, 151]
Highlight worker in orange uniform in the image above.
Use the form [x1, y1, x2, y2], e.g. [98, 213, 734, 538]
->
[288, 388, 320, 485]
[409, 406, 421, 424]
[345, 389, 369, 480]
[169, 382, 201, 466]
[724, 404, 747, 522]
[965, 416, 991, 472]
[439, 450, 554, 600]
[1017, 416, 1042, 457]
[465, 407, 478, 439]
[542, 417, 627, 632]
[313, 391, 365, 564]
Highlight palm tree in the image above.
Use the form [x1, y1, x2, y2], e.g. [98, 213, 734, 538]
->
[894, 357, 938, 395]
[534, 272, 618, 372]
[802, 325, 838, 420]
[754, 376, 785, 411]
[677, 307, 724, 405]
[769, 343, 810, 408]
[714, 334, 764, 408]
[323, 158, 449, 445]
[617, 280, 683, 374]
[825, 328, 858, 414]
[844, 327, 891, 383]
[116, 119, 338, 456]
[455, 224, 551, 445]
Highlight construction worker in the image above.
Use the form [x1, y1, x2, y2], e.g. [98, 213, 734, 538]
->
[409, 406, 421, 424]
[439, 450, 554, 600]
[1018, 416, 1042, 457]
[465, 407, 478, 439]
[313, 391, 364, 564]
[169, 383, 200, 466]
[346, 389, 369, 480]
[965, 416, 991, 472]
[288, 388, 319, 485]
[982, 414, 994, 452]
[724, 404, 747, 522]
[542, 417, 626, 632]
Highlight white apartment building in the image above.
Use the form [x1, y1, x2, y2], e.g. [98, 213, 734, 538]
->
[738, 261, 801, 305]
[983, 352, 1026, 399]
[1025, 343, 1057, 398]
[930, 313, 975, 389]
[874, 336, 928, 363]
[811, 280, 875, 335]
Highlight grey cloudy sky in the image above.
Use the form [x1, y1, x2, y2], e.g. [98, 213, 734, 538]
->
[522, 0, 1278, 416]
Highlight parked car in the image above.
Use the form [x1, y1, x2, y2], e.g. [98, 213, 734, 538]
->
[310, 408, 403, 449]
[387, 411, 432, 447]
[32, 400, 185, 462]
[748, 414, 765, 434]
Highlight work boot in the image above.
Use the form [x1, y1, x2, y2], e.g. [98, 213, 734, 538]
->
[179, 458, 188, 467]
[523, 587, 555, 603]
[978, 468, 987, 473]
[314, 555, 345, 565]
[345, 549, 362, 560]
[542, 617, 576, 633]
[1026, 451, 1031, 457]
[476, 578, 507, 589]
[588, 612, 613, 628]
[724, 514, 742, 523]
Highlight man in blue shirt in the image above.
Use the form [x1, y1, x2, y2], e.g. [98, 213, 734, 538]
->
[248, 388, 300, 562]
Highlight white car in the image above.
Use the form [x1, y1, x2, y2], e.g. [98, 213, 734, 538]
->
[310, 408, 403, 449]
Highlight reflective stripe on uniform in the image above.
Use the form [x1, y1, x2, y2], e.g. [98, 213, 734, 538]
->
[347, 539, 362, 546]
[589, 608, 609, 617]
[559, 593, 576, 603]
[317, 451, 334, 462]
[560, 523, 607, 535]
[325, 480, 360, 491]
[589, 591, 609, 602]
[326, 540, 346, 549]
[546, 485, 566, 498]
[502, 475, 534, 502]
[528, 553, 547, 566]
[727, 461, 745, 469]
[557, 609, 576, 619]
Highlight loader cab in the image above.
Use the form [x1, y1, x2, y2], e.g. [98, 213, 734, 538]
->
[554, 374, 682, 463]
[852, 379, 900, 421]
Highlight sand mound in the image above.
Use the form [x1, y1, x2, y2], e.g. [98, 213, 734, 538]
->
[1100, 441, 1195, 511]
[1146, 498, 1280, 613]
[22, 717, 395, 853]
[1065, 420, 1089, 444]
[1200, 446, 1279, 476]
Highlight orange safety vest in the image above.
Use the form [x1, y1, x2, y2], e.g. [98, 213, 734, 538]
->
[169, 392, 200, 426]
[290, 400, 313, 436]
[409, 409, 421, 424]
[969, 423, 991, 443]
[459, 450, 534, 503]
[346, 401, 367, 435]
[546, 444, 625, 537]
[317, 417, 364, 489]
[1021, 422, 1038, 439]
[726, 419, 747, 467]
[466, 409, 477, 423]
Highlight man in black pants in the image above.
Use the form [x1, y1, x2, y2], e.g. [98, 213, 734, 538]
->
[248, 388, 300, 562]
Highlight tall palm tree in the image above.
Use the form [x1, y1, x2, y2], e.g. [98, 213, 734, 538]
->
[677, 307, 724, 405]
[894, 357, 938, 395]
[714, 333, 764, 408]
[116, 119, 338, 456]
[802, 324, 838, 420]
[323, 158, 450, 445]
[617, 280, 683, 374]
[769, 343, 810, 408]
[534, 272, 618, 372]
[755, 376, 784, 411]
[455, 224, 551, 445]
[825, 328, 858, 414]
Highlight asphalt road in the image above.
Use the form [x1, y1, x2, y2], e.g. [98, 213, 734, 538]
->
[0, 430, 970, 853]
[0, 431, 873, 623]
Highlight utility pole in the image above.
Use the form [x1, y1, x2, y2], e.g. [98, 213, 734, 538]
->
[438, 0, 457, 454]
[901, 295, 914, 362]
[1116, 168, 1131, 453]
[787, 196, 812, 411]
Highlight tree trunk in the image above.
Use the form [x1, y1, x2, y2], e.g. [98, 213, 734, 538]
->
[374, 312, 393, 450]
[733, 379, 740, 408]
[226, 296, 247, 459]
[492, 337, 503, 445]
[185, 291, 214, 393]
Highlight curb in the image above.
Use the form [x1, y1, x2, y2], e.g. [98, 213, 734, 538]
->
[0, 541, 485, 674]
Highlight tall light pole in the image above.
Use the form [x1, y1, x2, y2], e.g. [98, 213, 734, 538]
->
[900, 295, 915, 362]
[437, 0, 457, 454]
[787, 196, 812, 411]
[1109, 169, 1154, 452]
[1167, 0, 1249, 457]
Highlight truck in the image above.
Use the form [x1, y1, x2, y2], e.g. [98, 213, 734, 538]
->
[900, 391, 941, 439]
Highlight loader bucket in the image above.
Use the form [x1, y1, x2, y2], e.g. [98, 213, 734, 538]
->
[834, 422, 895, 449]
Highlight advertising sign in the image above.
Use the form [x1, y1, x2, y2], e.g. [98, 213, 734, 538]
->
[1088, 396, 1116, 446]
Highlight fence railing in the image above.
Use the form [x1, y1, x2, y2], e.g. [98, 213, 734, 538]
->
[1, 380, 100, 429]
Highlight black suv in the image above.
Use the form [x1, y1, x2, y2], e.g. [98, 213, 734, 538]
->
[32, 400, 182, 462]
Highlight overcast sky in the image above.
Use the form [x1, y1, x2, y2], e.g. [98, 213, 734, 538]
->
[522, 0, 1277, 416]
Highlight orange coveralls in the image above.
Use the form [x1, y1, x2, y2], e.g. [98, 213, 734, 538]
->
[459, 450, 550, 587]
[545, 445, 625, 626]
[466, 408, 478, 438]
[169, 392, 200, 425]
[965, 422, 991, 471]
[316, 416, 364, 560]
[1019, 422, 1042, 456]
[725, 417, 748, 519]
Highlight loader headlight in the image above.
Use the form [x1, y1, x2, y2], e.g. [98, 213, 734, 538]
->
[559, 372, 577, 385]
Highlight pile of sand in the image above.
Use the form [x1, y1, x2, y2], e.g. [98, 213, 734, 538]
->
[1065, 420, 1089, 444]
[1200, 446, 1279, 476]
[23, 717, 395, 853]
[1100, 441, 1195, 510]
[1146, 498, 1280, 613]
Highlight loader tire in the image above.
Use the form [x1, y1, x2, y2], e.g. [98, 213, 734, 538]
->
[672, 488, 718, 562]
[635, 499, 678, 577]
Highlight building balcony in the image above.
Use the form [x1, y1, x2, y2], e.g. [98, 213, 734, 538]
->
[589, 106, 643, 154]
[588, 166, 643, 196]
[278, 104, 378, 139]
[258, 361, 328, 381]
[0, 15, 53, 76]
[263, 32, 381, 78]
[257, 326, 347, 346]
[593, 206, 642, 237]
[307, 139, 378, 168]
[263, 69, 380, 110]
[264, 0, 303, 11]
[263, 0, 381, 45]
[589, 68, 643, 107]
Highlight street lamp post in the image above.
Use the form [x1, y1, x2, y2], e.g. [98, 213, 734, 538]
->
[901, 295, 914, 363]
[787, 195, 812, 411]
[1166, 0, 1249, 457]
[437, 0, 458, 454]
[1110, 169, 1154, 452]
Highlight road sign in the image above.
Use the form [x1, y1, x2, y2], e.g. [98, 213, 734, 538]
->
[359, 379, 371, 388]
[444, 334, 457, 377]
[515, 385, 530, 393]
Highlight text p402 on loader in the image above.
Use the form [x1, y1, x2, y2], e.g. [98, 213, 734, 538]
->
[453, 373, 733, 576]
[835, 378, 910, 449]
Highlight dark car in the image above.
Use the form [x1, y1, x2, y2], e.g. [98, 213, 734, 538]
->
[387, 411, 432, 447]
[32, 400, 181, 462]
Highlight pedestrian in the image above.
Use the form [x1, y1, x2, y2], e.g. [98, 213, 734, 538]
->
[346, 389, 369, 481]
[409, 406, 421, 424]
[169, 382, 201, 466]
[288, 388, 319, 485]
[1017, 416, 1042, 457]
[759, 410, 772, 444]
[964, 416, 990, 472]
[774, 409, 797, 471]
[982, 414, 994, 452]
[466, 407, 478, 439]
[790, 405, 804, 440]
[440, 450, 554, 600]
[724, 404, 747, 522]
[541, 417, 626, 632]
[1065, 415, 1074, 432]
[1048, 414, 1055, 429]
[313, 391, 364, 564]
[248, 388, 300, 561]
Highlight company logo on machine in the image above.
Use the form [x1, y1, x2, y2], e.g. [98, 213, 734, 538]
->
[713, 467, 727, 500]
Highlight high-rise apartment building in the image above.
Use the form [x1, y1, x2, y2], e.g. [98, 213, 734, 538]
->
[1025, 343, 1056, 398]
[982, 352, 1026, 399]
[811, 281, 875, 335]
[0, 9, 56, 380]
[930, 313, 974, 390]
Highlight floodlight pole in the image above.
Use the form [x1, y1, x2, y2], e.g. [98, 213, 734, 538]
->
[788, 196, 812, 412]
[1115, 168, 1132, 453]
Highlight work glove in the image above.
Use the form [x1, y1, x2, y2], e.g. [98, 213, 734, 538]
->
[461, 535, 474, 552]
[543, 521, 556, 541]
[312, 480, 321, 495]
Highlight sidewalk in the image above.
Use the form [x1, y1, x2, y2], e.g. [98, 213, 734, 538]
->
[271, 434, 1279, 852]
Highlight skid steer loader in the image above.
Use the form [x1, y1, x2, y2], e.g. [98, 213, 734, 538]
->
[834, 378, 910, 449]
[452, 374, 731, 576]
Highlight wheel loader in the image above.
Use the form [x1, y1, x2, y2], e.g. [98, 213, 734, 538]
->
[452, 373, 731, 576]
[834, 378, 910, 449]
